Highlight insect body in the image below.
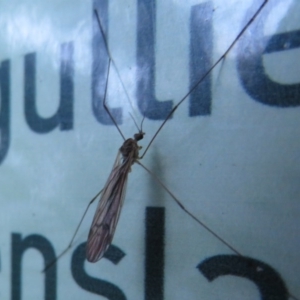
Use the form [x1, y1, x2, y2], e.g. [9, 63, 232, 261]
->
[87, 131, 144, 262]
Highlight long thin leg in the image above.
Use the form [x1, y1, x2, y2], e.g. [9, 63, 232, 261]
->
[138, 160, 300, 300]
[94, 9, 136, 136]
[140, 0, 268, 159]
[43, 189, 103, 272]
[136, 161, 243, 256]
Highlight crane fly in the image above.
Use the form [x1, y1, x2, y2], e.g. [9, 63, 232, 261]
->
[45, 0, 270, 270]
[85, 0, 271, 263]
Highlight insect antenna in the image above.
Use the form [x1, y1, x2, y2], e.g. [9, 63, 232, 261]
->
[129, 112, 146, 138]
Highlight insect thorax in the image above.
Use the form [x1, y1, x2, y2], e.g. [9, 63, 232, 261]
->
[120, 138, 140, 161]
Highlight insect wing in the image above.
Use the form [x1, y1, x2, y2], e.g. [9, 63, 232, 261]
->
[86, 151, 130, 262]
